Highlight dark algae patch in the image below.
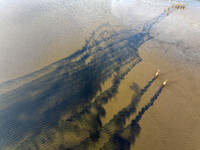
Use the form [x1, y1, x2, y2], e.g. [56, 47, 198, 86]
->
[71, 73, 159, 150]
[0, 12, 167, 149]
[101, 86, 164, 150]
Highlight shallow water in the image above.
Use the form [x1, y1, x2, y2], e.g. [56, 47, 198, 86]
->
[0, 0, 200, 149]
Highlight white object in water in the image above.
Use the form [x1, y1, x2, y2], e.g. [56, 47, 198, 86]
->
[156, 70, 160, 77]
[163, 79, 167, 86]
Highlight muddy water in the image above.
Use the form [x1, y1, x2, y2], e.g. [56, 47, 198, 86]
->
[0, 0, 114, 84]
[101, 1, 200, 149]
[0, 0, 200, 149]
[130, 38, 200, 149]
